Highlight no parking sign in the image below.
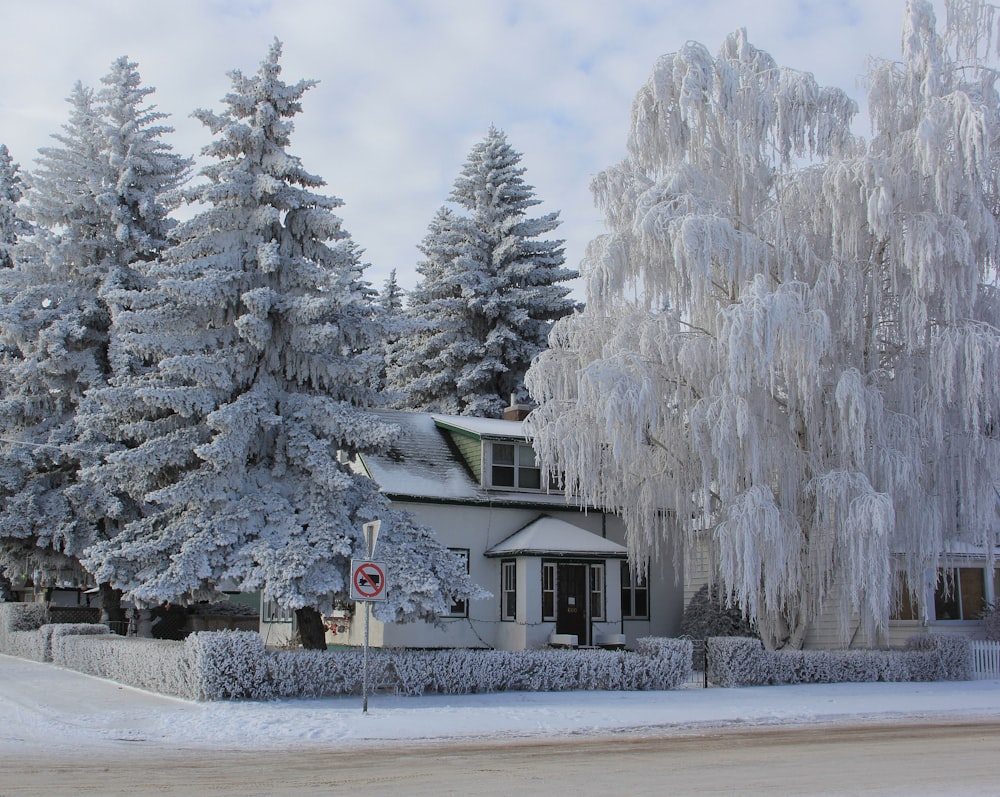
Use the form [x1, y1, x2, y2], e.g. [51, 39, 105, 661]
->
[349, 559, 388, 602]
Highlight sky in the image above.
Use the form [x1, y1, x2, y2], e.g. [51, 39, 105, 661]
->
[3, 652, 1000, 753]
[0, 1, 936, 296]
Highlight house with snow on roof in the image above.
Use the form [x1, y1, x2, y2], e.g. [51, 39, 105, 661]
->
[261, 400, 684, 650]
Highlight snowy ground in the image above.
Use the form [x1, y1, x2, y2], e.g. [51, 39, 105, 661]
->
[3, 652, 1000, 754]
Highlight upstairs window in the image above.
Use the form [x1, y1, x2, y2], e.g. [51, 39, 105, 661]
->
[490, 442, 541, 490]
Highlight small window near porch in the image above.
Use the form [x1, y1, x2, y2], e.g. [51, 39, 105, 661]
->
[621, 562, 649, 619]
[542, 562, 556, 621]
[589, 563, 605, 621]
[501, 560, 517, 621]
[447, 548, 470, 617]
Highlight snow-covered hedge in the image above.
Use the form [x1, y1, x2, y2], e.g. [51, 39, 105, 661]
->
[197, 634, 693, 700]
[3, 618, 691, 701]
[54, 634, 197, 698]
[44, 622, 110, 662]
[0, 603, 50, 661]
[707, 635, 973, 687]
[185, 630, 271, 700]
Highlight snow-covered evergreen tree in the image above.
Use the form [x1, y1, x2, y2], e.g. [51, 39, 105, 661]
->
[0, 58, 190, 613]
[525, 2, 1000, 649]
[78, 42, 480, 646]
[0, 145, 30, 269]
[387, 127, 578, 417]
[373, 268, 406, 394]
[379, 268, 404, 316]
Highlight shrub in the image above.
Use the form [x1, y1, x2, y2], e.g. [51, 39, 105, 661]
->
[185, 630, 271, 700]
[708, 634, 973, 687]
[681, 584, 757, 641]
[980, 602, 1000, 642]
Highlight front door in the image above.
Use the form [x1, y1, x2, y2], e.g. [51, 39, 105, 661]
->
[556, 563, 588, 644]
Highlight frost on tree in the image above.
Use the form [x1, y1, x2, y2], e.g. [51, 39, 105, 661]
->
[0, 58, 189, 603]
[77, 43, 480, 644]
[387, 127, 578, 417]
[0, 144, 31, 270]
[526, 2, 1000, 649]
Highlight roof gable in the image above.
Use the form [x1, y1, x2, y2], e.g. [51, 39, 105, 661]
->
[485, 516, 627, 558]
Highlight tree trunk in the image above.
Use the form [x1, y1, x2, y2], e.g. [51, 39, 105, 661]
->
[295, 607, 327, 650]
[99, 583, 128, 635]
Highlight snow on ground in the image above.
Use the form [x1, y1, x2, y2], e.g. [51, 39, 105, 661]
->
[2, 653, 999, 754]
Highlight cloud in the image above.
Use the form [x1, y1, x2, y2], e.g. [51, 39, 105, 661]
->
[1, 0, 927, 295]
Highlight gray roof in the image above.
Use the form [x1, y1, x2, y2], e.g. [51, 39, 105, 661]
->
[357, 409, 581, 508]
[485, 516, 628, 558]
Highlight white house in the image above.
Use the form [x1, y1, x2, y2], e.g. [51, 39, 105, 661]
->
[684, 535, 1000, 649]
[262, 403, 684, 650]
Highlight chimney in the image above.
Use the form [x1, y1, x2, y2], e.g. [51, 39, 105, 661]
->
[502, 394, 533, 422]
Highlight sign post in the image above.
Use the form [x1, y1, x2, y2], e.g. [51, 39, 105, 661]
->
[353, 520, 385, 715]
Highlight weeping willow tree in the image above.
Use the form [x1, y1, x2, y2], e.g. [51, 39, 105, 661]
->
[526, 0, 1000, 649]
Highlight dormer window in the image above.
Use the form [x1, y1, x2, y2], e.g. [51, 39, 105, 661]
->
[489, 441, 542, 490]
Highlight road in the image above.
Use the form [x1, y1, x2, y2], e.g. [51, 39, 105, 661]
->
[3, 720, 999, 796]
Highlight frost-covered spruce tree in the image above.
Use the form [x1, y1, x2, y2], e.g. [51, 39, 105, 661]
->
[526, 3, 999, 649]
[0, 145, 30, 269]
[388, 127, 577, 417]
[0, 60, 189, 620]
[373, 268, 406, 392]
[386, 206, 470, 411]
[78, 42, 480, 648]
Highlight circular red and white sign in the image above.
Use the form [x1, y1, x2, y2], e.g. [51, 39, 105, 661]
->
[353, 561, 386, 599]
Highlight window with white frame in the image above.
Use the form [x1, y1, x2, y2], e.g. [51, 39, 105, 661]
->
[501, 560, 517, 621]
[447, 548, 470, 617]
[489, 442, 542, 490]
[263, 597, 294, 623]
[621, 561, 649, 619]
[542, 562, 556, 621]
[589, 563, 606, 621]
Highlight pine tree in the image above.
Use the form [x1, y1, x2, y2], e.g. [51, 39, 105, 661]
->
[387, 128, 578, 417]
[78, 42, 480, 646]
[386, 206, 469, 412]
[526, 2, 999, 649]
[0, 145, 30, 269]
[378, 268, 404, 315]
[0, 58, 190, 619]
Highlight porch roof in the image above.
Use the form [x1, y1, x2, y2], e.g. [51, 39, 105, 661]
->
[485, 516, 628, 559]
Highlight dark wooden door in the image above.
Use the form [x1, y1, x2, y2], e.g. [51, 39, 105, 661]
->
[556, 563, 588, 644]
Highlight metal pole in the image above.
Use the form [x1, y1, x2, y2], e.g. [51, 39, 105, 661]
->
[362, 599, 370, 714]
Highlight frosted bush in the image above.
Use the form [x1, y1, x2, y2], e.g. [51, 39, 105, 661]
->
[708, 635, 974, 686]
[43, 622, 109, 662]
[54, 634, 196, 698]
[1, 602, 47, 633]
[981, 603, 1000, 642]
[905, 635, 972, 681]
[185, 630, 271, 700]
[0, 604, 49, 660]
[266, 649, 366, 698]
[707, 637, 769, 687]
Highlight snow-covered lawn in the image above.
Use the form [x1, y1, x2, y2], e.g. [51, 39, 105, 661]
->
[3, 652, 999, 753]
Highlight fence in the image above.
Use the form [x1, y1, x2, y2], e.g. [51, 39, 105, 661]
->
[970, 640, 1000, 680]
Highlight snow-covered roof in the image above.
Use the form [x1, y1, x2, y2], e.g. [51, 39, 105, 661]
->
[430, 413, 530, 440]
[357, 409, 481, 501]
[357, 409, 579, 507]
[485, 516, 627, 558]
